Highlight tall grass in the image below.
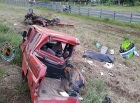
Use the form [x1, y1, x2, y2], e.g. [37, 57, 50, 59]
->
[0, 23, 22, 65]
[82, 79, 106, 103]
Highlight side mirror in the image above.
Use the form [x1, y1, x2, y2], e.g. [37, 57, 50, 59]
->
[22, 31, 27, 38]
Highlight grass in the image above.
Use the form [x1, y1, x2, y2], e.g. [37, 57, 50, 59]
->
[82, 79, 106, 103]
[54, 1, 140, 13]
[82, 5, 140, 13]
[16, 80, 30, 95]
[0, 69, 5, 78]
[33, 6, 140, 32]
[0, 23, 22, 65]
[67, 2, 140, 13]
[61, 12, 140, 31]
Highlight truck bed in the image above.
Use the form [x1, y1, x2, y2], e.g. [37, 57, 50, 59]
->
[39, 77, 65, 98]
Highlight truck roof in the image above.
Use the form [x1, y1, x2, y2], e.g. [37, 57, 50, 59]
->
[33, 25, 80, 45]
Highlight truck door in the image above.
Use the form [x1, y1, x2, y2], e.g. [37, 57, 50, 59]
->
[27, 53, 46, 101]
[25, 32, 45, 101]
[21, 27, 36, 75]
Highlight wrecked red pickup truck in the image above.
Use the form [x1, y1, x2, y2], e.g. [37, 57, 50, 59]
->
[20, 25, 85, 103]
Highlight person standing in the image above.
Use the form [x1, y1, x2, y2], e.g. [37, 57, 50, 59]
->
[63, 5, 66, 11]
[69, 5, 71, 12]
[29, 0, 36, 6]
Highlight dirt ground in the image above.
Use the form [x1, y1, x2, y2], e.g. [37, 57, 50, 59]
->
[0, 2, 140, 103]
[0, 62, 30, 103]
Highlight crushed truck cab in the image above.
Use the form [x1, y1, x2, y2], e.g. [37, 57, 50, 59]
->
[20, 25, 83, 103]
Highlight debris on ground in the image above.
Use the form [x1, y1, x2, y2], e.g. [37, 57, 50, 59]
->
[134, 51, 139, 57]
[14, 23, 17, 26]
[83, 50, 114, 63]
[87, 60, 97, 67]
[103, 63, 114, 69]
[100, 72, 104, 76]
[100, 46, 108, 54]
[24, 8, 74, 27]
[119, 40, 136, 59]
[80, 66, 86, 73]
[102, 95, 111, 103]
[108, 72, 114, 77]
[109, 49, 115, 55]
[95, 42, 101, 48]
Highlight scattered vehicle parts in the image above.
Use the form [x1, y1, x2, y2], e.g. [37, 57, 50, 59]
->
[102, 95, 111, 103]
[103, 63, 114, 69]
[100, 46, 108, 54]
[24, 8, 74, 27]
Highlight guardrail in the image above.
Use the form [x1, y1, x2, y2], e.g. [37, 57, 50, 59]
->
[0, 0, 140, 23]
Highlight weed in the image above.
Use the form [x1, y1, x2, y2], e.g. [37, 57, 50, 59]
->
[0, 24, 9, 33]
[16, 81, 29, 95]
[103, 17, 110, 22]
[122, 60, 129, 66]
[133, 37, 140, 43]
[123, 34, 130, 40]
[0, 69, 5, 78]
[82, 79, 106, 103]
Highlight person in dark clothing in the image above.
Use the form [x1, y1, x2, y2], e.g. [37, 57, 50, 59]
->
[69, 5, 71, 12]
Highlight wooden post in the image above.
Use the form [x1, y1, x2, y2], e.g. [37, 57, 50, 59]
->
[130, 13, 133, 23]
[56, 4, 57, 10]
[100, 9, 102, 18]
[51, 4, 52, 10]
[114, 11, 116, 20]
[88, 8, 90, 16]
[79, 6, 80, 15]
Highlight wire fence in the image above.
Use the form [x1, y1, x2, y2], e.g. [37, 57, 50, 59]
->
[0, 0, 140, 23]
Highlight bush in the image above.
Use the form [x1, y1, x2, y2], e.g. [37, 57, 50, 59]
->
[37, 0, 50, 3]
[134, 1, 140, 6]
[103, 17, 110, 22]
[104, 1, 112, 6]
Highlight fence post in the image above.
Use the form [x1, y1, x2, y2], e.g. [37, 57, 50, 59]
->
[51, 4, 53, 10]
[130, 13, 133, 23]
[100, 9, 102, 18]
[56, 4, 57, 10]
[79, 6, 80, 15]
[114, 11, 116, 20]
[88, 8, 90, 16]
[69, 6, 71, 13]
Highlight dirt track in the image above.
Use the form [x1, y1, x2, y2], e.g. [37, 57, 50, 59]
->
[0, 2, 140, 103]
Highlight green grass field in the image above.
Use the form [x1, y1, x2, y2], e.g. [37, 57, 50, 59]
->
[83, 5, 140, 13]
